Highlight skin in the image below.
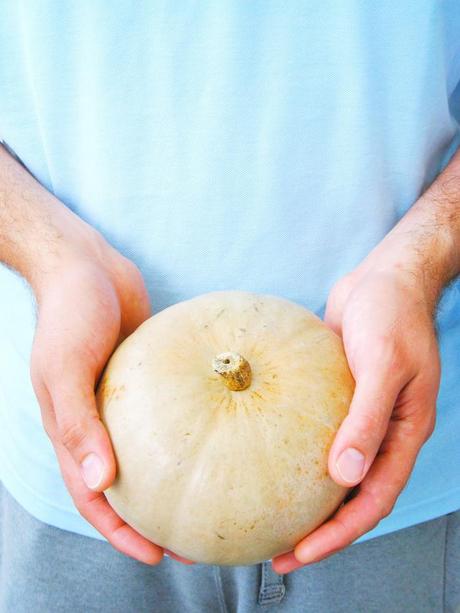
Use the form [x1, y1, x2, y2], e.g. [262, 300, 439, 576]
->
[272, 149, 460, 573]
[0, 145, 191, 566]
[1, 143, 459, 570]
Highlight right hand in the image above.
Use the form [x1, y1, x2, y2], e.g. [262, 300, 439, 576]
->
[30, 235, 193, 566]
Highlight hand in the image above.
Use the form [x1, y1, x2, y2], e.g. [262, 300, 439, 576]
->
[30, 240, 193, 566]
[272, 264, 440, 574]
[0, 144, 193, 565]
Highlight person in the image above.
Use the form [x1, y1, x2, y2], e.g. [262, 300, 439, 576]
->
[0, 3, 459, 612]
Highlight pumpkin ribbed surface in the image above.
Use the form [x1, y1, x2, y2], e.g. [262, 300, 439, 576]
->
[97, 291, 354, 565]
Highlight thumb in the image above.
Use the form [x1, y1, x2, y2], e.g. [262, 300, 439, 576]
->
[328, 371, 401, 487]
[324, 274, 357, 335]
[47, 361, 116, 492]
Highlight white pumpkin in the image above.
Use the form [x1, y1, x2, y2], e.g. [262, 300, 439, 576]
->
[97, 291, 354, 566]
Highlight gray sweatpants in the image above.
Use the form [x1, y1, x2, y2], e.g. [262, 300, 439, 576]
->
[0, 482, 458, 613]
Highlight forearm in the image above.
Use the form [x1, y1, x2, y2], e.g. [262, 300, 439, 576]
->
[0, 144, 108, 296]
[357, 148, 460, 312]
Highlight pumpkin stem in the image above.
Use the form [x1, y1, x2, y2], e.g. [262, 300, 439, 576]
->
[213, 352, 252, 391]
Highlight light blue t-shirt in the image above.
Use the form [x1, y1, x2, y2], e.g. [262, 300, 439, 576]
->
[0, 2, 459, 546]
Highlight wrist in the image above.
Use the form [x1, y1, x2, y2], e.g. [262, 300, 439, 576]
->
[0, 145, 115, 297]
[354, 148, 460, 314]
[354, 215, 456, 316]
[30, 206, 116, 303]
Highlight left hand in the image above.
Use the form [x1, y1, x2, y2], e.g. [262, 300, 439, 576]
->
[272, 262, 440, 574]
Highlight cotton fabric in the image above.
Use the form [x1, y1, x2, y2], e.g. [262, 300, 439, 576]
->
[0, 0, 459, 545]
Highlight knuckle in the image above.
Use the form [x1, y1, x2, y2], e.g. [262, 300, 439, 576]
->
[38, 358, 64, 385]
[74, 499, 94, 524]
[369, 488, 396, 519]
[128, 260, 143, 279]
[41, 412, 61, 444]
[380, 499, 396, 518]
[360, 411, 382, 431]
[116, 258, 149, 307]
[58, 419, 90, 451]
[29, 363, 43, 394]
[352, 411, 385, 442]
[404, 408, 436, 444]
[42, 419, 55, 441]
[373, 338, 404, 373]
[120, 257, 143, 284]
[331, 515, 352, 542]
[371, 495, 392, 519]
[423, 413, 436, 442]
[328, 275, 354, 306]
[368, 515, 382, 531]
[30, 345, 48, 384]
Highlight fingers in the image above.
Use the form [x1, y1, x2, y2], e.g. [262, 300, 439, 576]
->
[327, 370, 403, 487]
[297, 426, 419, 561]
[328, 323, 439, 489]
[325, 274, 412, 487]
[55, 441, 164, 565]
[284, 269, 441, 576]
[57, 441, 195, 566]
[31, 282, 120, 492]
[38, 353, 117, 492]
[52, 372, 116, 491]
[272, 403, 433, 574]
[59, 415, 115, 492]
[36, 360, 169, 568]
[81, 492, 164, 565]
[28, 259, 172, 566]
[52, 376, 194, 566]
[31, 324, 191, 567]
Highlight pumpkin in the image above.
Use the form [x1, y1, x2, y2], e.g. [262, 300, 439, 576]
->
[97, 291, 354, 566]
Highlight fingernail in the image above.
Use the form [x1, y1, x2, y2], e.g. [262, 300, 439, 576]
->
[81, 453, 104, 489]
[336, 448, 365, 484]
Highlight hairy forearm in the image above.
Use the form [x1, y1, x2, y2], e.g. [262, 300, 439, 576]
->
[358, 147, 460, 312]
[0, 145, 107, 295]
